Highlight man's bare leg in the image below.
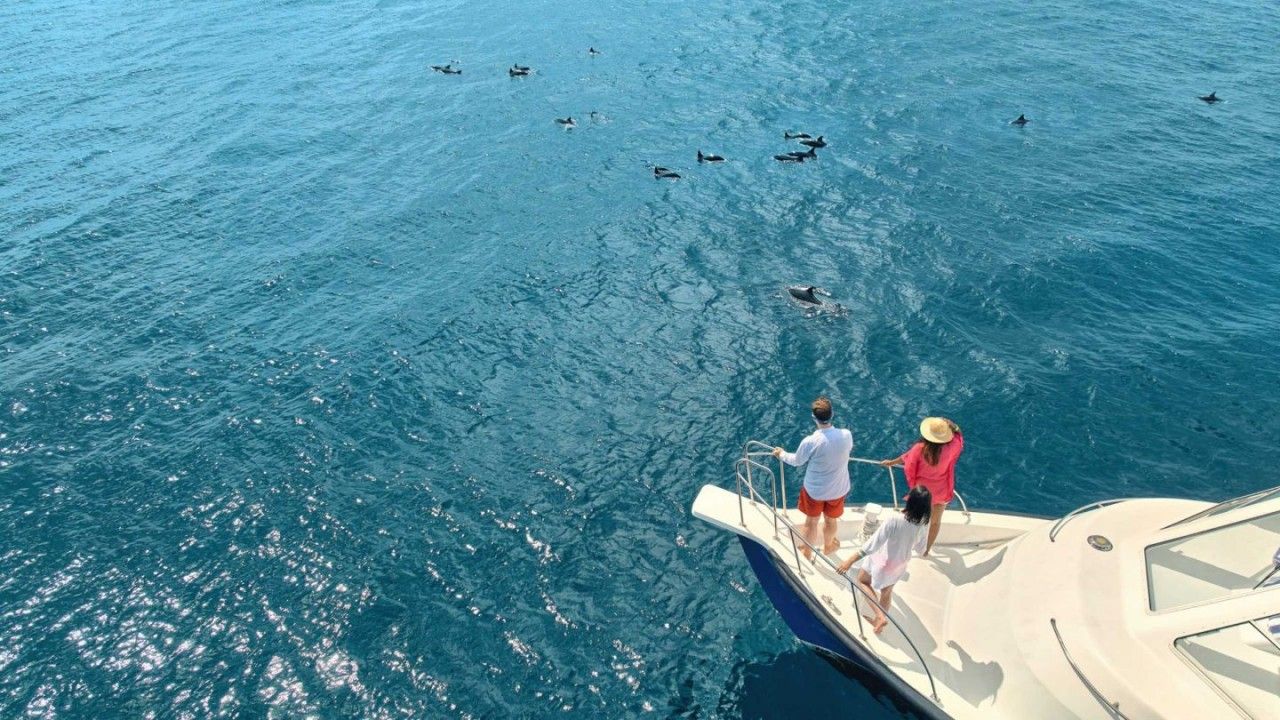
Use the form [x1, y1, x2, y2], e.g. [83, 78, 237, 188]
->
[925, 504, 945, 556]
[822, 516, 840, 554]
[799, 514, 820, 560]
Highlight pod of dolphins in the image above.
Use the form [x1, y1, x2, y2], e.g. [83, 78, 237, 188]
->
[431, 50, 1224, 307]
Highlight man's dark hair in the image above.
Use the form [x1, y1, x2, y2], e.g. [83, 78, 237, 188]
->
[812, 397, 833, 423]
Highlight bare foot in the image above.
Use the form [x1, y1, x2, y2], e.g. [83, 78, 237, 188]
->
[873, 617, 888, 635]
[823, 539, 840, 554]
[800, 545, 814, 561]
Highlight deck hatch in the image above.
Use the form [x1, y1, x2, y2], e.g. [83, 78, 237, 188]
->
[1175, 620, 1280, 719]
[1146, 511, 1280, 611]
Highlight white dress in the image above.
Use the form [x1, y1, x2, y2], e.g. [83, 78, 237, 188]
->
[852, 513, 928, 591]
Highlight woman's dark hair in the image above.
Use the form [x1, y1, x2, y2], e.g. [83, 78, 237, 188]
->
[917, 437, 943, 466]
[904, 486, 932, 525]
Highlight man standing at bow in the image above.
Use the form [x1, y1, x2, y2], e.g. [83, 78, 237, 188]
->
[773, 397, 853, 559]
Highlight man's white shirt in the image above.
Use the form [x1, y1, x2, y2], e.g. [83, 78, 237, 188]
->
[780, 426, 853, 501]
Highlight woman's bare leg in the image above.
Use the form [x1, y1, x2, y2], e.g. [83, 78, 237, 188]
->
[857, 570, 888, 634]
[879, 586, 894, 614]
[925, 504, 945, 556]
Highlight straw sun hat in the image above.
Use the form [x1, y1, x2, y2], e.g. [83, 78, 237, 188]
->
[920, 417, 954, 444]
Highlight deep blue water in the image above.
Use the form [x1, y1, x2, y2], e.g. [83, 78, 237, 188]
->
[3, 0, 1279, 717]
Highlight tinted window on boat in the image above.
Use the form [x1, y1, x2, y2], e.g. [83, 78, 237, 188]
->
[1146, 511, 1280, 611]
[1175, 620, 1280, 719]
[1165, 487, 1280, 529]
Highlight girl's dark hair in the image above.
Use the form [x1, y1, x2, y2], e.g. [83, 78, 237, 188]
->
[917, 437, 943, 466]
[904, 486, 932, 525]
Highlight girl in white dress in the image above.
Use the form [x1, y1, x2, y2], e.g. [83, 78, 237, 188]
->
[836, 486, 932, 634]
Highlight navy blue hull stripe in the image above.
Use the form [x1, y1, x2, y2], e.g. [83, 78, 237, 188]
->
[737, 535, 952, 720]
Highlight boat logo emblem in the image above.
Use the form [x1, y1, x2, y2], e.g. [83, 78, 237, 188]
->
[1087, 535, 1113, 552]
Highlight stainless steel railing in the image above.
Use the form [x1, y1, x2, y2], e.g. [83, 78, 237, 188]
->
[1048, 499, 1127, 542]
[848, 457, 970, 518]
[742, 442, 970, 517]
[1050, 618, 1129, 719]
[732, 449, 941, 704]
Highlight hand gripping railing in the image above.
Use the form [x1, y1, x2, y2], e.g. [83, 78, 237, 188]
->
[732, 450, 941, 704]
[1048, 499, 1127, 542]
[1050, 618, 1129, 719]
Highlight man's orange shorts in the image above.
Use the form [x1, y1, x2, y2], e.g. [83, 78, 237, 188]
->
[798, 487, 846, 518]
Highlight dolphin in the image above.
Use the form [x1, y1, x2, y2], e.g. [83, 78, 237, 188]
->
[1199, 92, 1220, 104]
[788, 286, 822, 304]
[1011, 114, 1029, 126]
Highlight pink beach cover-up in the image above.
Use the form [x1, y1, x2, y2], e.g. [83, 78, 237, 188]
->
[902, 431, 964, 505]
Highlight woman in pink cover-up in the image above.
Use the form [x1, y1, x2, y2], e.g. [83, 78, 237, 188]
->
[880, 417, 963, 556]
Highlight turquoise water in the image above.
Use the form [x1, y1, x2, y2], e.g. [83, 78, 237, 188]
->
[3, 0, 1279, 716]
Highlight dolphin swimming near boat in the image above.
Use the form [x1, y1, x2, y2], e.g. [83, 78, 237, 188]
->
[1199, 92, 1220, 104]
[1011, 114, 1029, 126]
[509, 65, 532, 76]
[775, 154, 805, 162]
[788, 286, 822, 304]
[799, 135, 826, 148]
[556, 117, 576, 127]
[431, 64, 461, 74]
[784, 131, 812, 140]
[783, 148, 817, 161]
[697, 150, 725, 163]
[654, 167, 681, 179]
[589, 47, 601, 56]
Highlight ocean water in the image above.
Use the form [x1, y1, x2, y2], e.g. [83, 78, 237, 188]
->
[2, 0, 1279, 717]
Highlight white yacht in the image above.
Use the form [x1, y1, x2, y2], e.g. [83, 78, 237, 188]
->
[692, 442, 1280, 719]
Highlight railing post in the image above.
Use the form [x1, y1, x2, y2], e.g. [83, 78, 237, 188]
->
[849, 579, 866, 639]
[888, 466, 900, 509]
[778, 458, 787, 512]
[769, 461, 779, 536]
[735, 467, 746, 527]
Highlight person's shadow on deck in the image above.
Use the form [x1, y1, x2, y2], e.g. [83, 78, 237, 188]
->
[880, 597, 1005, 708]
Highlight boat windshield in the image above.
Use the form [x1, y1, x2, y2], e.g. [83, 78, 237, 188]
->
[1146, 511, 1280, 611]
[1165, 486, 1280, 529]
[1176, 618, 1280, 719]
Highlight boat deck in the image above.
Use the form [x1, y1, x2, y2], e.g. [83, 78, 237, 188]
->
[694, 484, 1057, 718]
